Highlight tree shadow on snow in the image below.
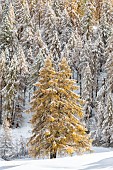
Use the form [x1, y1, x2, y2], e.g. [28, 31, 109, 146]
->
[0, 165, 21, 170]
[80, 157, 113, 170]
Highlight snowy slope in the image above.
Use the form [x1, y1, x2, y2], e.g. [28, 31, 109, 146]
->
[0, 147, 113, 170]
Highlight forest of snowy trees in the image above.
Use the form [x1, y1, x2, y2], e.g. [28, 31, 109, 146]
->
[0, 0, 113, 160]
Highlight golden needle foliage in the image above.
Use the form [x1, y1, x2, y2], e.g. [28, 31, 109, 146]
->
[27, 57, 92, 159]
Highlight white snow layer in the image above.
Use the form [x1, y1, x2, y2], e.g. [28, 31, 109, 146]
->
[0, 147, 113, 170]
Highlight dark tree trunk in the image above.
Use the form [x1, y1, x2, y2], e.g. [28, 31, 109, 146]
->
[50, 151, 57, 159]
[103, 78, 106, 104]
[0, 83, 3, 124]
[29, 92, 31, 102]
[96, 78, 98, 97]
[0, 91, 2, 124]
[91, 86, 94, 102]
[79, 73, 82, 98]
[23, 87, 26, 106]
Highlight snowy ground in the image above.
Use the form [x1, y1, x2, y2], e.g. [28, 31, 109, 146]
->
[0, 147, 113, 170]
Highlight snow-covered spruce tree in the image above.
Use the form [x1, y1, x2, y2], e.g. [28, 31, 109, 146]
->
[42, 3, 62, 68]
[92, 5, 113, 146]
[32, 29, 46, 59]
[105, 33, 113, 94]
[94, 96, 105, 146]
[13, 0, 28, 25]
[29, 46, 48, 90]
[15, 44, 29, 109]
[0, 120, 14, 160]
[82, 63, 93, 101]
[101, 0, 113, 25]
[30, 0, 47, 29]
[13, 0, 33, 61]
[81, 62, 93, 131]
[93, 29, 106, 73]
[28, 29, 48, 90]
[17, 136, 28, 158]
[81, 0, 95, 41]
[0, 1, 15, 51]
[101, 96, 113, 147]
[82, 37, 101, 100]
[2, 58, 19, 127]
[0, 1, 3, 23]
[2, 48, 28, 128]
[0, 51, 7, 125]
[57, 8, 73, 50]
[62, 30, 82, 77]
[49, 30, 62, 68]
[98, 0, 112, 49]
[96, 32, 113, 146]
[90, 0, 112, 74]
[42, 3, 57, 50]
[52, 0, 65, 17]
[27, 57, 92, 159]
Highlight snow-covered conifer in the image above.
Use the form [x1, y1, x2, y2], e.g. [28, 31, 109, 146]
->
[50, 30, 61, 68]
[99, 1, 112, 48]
[30, 0, 47, 29]
[0, 1, 16, 50]
[94, 98, 105, 145]
[0, 120, 14, 160]
[42, 4, 62, 67]
[52, 0, 65, 17]
[81, 62, 93, 131]
[58, 8, 73, 49]
[82, 63, 93, 100]
[63, 30, 82, 70]
[0, 51, 7, 124]
[101, 96, 113, 146]
[2, 48, 28, 128]
[42, 3, 57, 49]
[81, 0, 95, 41]
[27, 57, 92, 159]
[105, 33, 113, 94]
[29, 29, 48, 89]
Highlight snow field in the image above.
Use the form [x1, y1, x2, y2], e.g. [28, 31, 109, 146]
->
[0, 147, 113, 170]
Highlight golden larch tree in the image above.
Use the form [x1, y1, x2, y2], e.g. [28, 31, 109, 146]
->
[27, 57, 92, 159]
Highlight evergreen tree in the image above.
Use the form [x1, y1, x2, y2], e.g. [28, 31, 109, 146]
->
[2, 58, 18, 127]
[99, 1, 112, 49]
[105, 33, 113, 94]
[0, 51, 7, 124]
[94, 98, 105, 145]
[42, 3, 57, 50]
[82, 63, 93, 101]
[62, 30, 82, 74]
[0, 1, 16, 51]
[52, 0, 65, 17]
[13, 0, 27, 25]
[32, 29, 47, 59]
[101, 96, 113, 147]
[2, 48, 28, 128]
[81, 0, 95, 41]
[82, 63, 93, 130]
[0, 120, 14, 160]
[42, 4, 62, 67]
[50, 30, 61, 68]
[27, 57, 91, 159]
[58, 8, 73, 49]
[30, 0, 47, 29]
[29, 29, 48, 89]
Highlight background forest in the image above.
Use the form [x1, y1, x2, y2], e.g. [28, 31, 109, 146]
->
[0, 0, 113, 160]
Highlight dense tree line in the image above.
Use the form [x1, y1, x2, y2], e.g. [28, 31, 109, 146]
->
[0, 0, 113, 157]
